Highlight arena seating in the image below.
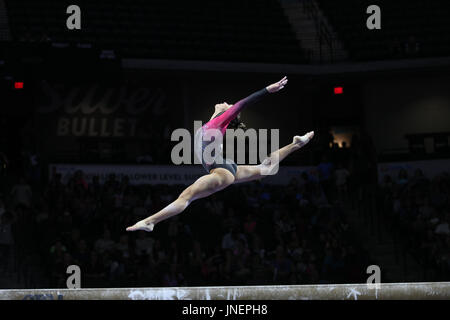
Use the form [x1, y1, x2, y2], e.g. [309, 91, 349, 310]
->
[316, 0, 450, 60]
[4, 0, 307, 63]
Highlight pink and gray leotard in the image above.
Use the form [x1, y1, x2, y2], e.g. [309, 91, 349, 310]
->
[194, 87, 269, 176]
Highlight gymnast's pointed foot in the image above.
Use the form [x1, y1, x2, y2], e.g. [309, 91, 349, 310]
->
[126, 219, 155, 232]
[293, 131, 314, 148]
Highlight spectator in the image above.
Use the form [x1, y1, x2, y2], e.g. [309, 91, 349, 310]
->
[85, 251, 106, 287]
[0, 199, 5, 218]
[135, 232, 155, 256]
[116, 235, 131, 259]
[95, 229, 116, 254]
[272, 245, 292, 283]
[397, 169, 409, 185]
[222, 228, 237, 250]
[435, 216, 449, 235]
[404, 35, 420, 57]
[10, 177, 33, 209]
[317, 155, 334, 200]
[335, 163, 349, 201]
[162, 264, 185, 286]
[0, 211, 15, 273]
[243, 213, 257, 234]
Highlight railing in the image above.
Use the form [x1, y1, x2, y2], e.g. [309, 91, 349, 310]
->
[301, 0, 335, 63]
[344, 165, 421, 282]
[350, 173, 433, 282]
[0, 0, 11, 41]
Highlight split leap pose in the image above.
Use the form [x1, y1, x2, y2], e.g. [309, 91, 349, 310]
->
[126, 77, 314, 232]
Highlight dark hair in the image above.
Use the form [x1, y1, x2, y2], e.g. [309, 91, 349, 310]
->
[228, 113, 247, 130]
[214, 111, 246, 130]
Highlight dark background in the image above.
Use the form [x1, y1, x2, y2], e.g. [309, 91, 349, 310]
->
[0, 0, 449, 289]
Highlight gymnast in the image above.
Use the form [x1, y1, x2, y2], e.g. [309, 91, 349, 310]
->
[127, 76, 314, 232]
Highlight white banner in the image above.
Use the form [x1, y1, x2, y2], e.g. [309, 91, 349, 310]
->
[49, 163, 318, 186]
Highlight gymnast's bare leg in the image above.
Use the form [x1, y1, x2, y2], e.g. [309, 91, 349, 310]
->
[233, 131, 314, 184]
[126, 168, 235, 232]
[126, 132, 313, 232]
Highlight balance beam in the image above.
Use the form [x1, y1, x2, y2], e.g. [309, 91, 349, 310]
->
[1, 282, 449, 300]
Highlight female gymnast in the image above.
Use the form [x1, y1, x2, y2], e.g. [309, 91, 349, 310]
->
[126, 76, 314, 232]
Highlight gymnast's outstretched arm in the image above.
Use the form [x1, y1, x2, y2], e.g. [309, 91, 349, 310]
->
[207, 76, 288, 130]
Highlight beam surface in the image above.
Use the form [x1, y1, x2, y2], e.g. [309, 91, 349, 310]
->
[0, 282, 449, 300]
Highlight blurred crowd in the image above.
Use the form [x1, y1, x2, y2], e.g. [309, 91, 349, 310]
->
[0, 157, 373, 288]
[378, 169, 450, 280]
[2, 128, 448, 288]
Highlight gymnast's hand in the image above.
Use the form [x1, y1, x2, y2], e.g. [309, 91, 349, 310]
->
[266, 76, 288, 93]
